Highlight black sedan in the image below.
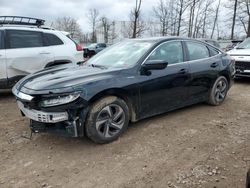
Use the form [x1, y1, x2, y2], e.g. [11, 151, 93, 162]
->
[247, 169, 250, 188]
[12, 37, 235, 144]
[83, 43, 107, 58]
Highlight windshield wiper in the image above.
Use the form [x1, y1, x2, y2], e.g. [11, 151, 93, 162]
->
[89, 64, 107, 69]
[236, 47, 245, 49]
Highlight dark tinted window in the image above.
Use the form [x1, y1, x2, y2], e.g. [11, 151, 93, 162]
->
[97, 43, 106, 48]
[212, 41, 220, 48]
[149, 41, 184, 64]
[209, 47, 219, 56]
[44, 33, 64, 46]
[186, 42, 209, 61]
[7, 30, 43, 49]
[0, 31, 3, 49]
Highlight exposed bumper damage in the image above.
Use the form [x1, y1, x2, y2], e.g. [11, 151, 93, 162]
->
[29, 108, 88, 137]
[13, 87, 89, 138]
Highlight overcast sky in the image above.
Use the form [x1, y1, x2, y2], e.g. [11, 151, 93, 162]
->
[0, 0, 157, 32]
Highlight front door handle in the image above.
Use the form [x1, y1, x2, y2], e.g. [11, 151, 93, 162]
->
[178, 68, 188, 74]
[39, 52, 51, 55]
[211, 62, 219, 68]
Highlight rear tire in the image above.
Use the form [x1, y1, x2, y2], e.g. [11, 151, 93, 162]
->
[208, 76, 229, 106]
[85, 96, 129, 144]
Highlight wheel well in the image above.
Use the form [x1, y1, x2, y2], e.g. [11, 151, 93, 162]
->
[89, 89, 137, 122]
[220, 73, 230, 85]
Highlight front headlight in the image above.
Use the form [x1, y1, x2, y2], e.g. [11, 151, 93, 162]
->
[40, 92, 81, 107]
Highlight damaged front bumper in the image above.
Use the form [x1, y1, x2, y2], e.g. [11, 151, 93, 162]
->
[13, 88, 89, 138]
[17, 101, 69, 123]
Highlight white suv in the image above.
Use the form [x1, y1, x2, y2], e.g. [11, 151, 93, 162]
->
[0, 16, 83, 89]
[227, 38, 250, 78]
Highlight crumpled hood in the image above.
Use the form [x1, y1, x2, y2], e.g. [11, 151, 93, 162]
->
[227, 49, 250, 56]
[18, 64, 119, 91]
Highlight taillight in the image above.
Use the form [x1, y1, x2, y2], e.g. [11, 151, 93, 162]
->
[76, 44, 83, 51]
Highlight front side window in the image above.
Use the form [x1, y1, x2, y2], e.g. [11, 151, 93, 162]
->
[186, 42, 209, 61]
[7, 30, 43, 49]
[148, 41, 184, 64]
[44, 33, 63, 46]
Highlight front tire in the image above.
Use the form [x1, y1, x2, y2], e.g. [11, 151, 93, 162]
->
[85, 96, 129, 144]
[208, 76, 229, 106]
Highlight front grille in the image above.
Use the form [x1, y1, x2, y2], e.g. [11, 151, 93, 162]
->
[235, 61, 250, 70]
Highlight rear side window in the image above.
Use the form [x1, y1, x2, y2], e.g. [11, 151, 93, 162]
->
[7, 30, 43, 49]
[186, 42, 209, 61]
[209, 47, 219, 56]
[44, 33, 64, 46]
[212, 41, 220, 48]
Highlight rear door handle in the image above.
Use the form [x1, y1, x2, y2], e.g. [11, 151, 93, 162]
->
[178, 68, 188, 74]
[211, 62, 219, 68]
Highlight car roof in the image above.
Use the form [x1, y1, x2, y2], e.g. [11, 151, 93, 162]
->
[197, 38, 217, 41]
[0, 25, 61, 33]
[130, 36, 208, 43]
[0, 26, 69, 37]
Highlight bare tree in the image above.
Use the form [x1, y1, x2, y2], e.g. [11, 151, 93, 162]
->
[192, 0, 203, 38]
[202, 0, 214, 38]
[153, 0, 169, 36]
[176, 0, 190, 36]
[53, 17, 83, 42]
[110, 21, 117, 43]
[210, 0, 221, 39]
[231, 0, 238, 39]
[238, 0, 250, 37]
[100, 16, 112, 43]
[130, 0, 146, 38]
[188, 0, 201, 37]
[87, 8, 99, 42]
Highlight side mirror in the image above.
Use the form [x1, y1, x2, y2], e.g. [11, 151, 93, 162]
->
[142, 60, 168, 71]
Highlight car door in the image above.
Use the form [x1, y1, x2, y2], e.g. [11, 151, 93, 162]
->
[0, 30, 7, 88]
[139, 41, 191, 119]
[5, 30, 54, 82]
[184, 41, 221, 102]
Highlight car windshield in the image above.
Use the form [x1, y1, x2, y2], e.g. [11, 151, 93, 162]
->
[237, 38, 250, 49]
[86, 40, 154, 68]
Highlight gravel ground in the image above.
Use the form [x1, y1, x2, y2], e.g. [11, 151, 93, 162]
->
[0, 79, 249, 188]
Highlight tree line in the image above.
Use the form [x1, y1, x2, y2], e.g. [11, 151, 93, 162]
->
[52, 0, 250, 44]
